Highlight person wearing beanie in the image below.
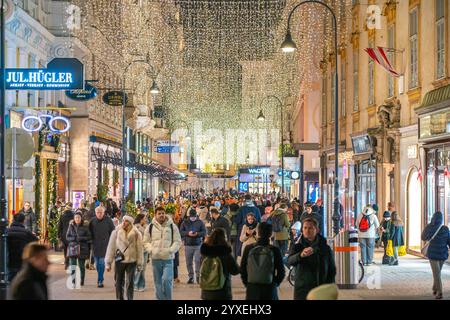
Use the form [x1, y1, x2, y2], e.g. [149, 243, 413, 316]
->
[380, 211, 393, 264]
[240, 222, 285, 300]
[180, 208, 207, 284]
[105, 214, 143, 300]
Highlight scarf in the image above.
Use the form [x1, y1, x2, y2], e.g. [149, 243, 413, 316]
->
[245, 219, 258, 229]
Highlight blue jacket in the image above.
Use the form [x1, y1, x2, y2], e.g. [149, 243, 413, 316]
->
[390, 224, 404, 247]
[180, 218, 207, 246]
[421, 212, 450, 261]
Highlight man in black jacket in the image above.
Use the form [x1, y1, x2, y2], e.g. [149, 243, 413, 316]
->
[10, 242, 50, 300]
[210, 207, 230, 241]
[287, 217, 336, 300]
[240, 222, 285, 300]
[57, 202, 75, 269]
[180, 209, 207, 284]
[18, 202, 37, 235]
[7, 213, 38, 281]
[89, 205, 115, 288]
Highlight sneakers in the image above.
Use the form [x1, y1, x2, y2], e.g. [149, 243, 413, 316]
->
[187, 278, 194, 284]
[436, 294, 443, 300]
[98, 282, 104, 288]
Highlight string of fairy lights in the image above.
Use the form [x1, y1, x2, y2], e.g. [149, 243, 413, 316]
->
[65, 0, 352, 167]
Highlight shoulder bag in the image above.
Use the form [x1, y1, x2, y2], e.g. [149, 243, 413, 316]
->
[67, 225, 81, 258]
[421, 225, 444, 257]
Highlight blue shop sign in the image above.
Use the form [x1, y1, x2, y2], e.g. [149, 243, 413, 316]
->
[238, 182, 249, 193]
[65, 82, 97, 101]
[277, 169, 291, 177]
[6, 58, 84, 90]
[156, 146, 180, 153]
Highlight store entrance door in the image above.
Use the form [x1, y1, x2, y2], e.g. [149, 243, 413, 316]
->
[407, 169, 422, 251]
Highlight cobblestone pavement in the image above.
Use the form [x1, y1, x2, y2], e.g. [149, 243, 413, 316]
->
[46, 249, 450, 300]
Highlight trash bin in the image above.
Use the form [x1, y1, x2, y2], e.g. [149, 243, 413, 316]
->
[334, 228, 359, 289]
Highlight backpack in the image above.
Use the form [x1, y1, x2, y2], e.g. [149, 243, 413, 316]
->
[247, 246, 274, 285]
[271, 214, 284, 233]
[199, 256, 225, 291]
[149, 223, 174, 245]
[359, 215, 371, 232]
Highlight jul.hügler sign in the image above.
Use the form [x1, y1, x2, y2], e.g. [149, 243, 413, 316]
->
[5, 58, 84, 90]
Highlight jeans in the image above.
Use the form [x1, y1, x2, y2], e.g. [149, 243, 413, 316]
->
[62, 241, 69, 268]
[185, 245, 201, 280]
[69, 258, 86, 285]
[391, 246, 399, 265]
[174, 251, 179, 279]
[359, 238, 375, 264]
[430, 260, 445, 295]
[152, 259, 174, 300]
[134, 252, 148, 290]
[94, 257, 105, 284]
[114, 262, 136, 300]
[274, 240, 288, 257]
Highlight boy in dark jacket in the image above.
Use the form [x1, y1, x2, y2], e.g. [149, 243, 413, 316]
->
[240, 222, 285, 300]
[180, 209, 207, 284]
[210, 207, 231, 241]
[287, 217, 336, 300]
[380, 211, 393, 264]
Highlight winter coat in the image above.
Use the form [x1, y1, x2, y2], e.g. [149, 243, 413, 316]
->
[234, 202, 261, 256]
[88, 216, 115, 257]
[10, 263, 48, 300]
[287, 234, 336, 300]
[66, 221, 92, 259]
[240, 240, 285, 300]
[18, 208, 37, 234]
[180, 218, 207, 246]
[57, 210, 74, 243]
[355, 209, 380, 239]
[239, 224, 258, 254]
[134, 223, 146, 236]
[380, 219, 392, 242]
[421, 212, 450, 261]
[105, 225, 144, 267]
[300, 211, 323, 229]
[211, 216, 231, 241]
[7, 222, 38, 270]
[143, 216, 182, 260]
[271, 209, 290, 241]
[80, 208, 93, 223]
[389, 223, 405, 247]
[200, 244, 240, 300]
[224, 210, 238, 237]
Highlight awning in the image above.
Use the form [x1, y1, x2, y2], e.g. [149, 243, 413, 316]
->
[90, 146, 186, 181]
[416, 83, 450, 114]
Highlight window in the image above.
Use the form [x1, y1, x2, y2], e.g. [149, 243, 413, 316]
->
[368, 40, 375, 105]
[341, 60, 346, 117]
[322, 76, 327, 125]
[436, 0, 446, 79]
[388, 25, 395, 97]
[409, 7, 419, 88]
[331, 71, 336, 122]
[353, 50, 359, 111]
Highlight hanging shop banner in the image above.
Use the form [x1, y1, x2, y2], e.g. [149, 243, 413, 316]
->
[103, 91, 127, 106]
[6, 58, 84, 90]
[65, 82, 98, 101]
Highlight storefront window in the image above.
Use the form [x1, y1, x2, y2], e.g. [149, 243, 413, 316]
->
[427, 169, 436, 223]
[356, 159, 376, 215]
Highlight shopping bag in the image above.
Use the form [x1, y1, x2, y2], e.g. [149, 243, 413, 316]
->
[398, 245, 407, 257]
[386, 240, 394, 257]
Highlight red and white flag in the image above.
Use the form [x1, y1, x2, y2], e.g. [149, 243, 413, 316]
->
[417, 166, 423, 183]
[364, 47, 401, 77]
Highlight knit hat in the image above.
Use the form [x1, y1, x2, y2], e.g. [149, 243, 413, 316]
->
[383, 211, 391, 218]
[372, 204, 379, 212]
[122, 215, 134, 224]
[306, 284, 339, 300]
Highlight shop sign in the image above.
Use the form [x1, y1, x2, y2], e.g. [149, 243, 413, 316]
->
[72, 191, 86, 210]
[156, 146, 180, 153]
[103, 91, 127, 106]
[156, 140, 179, 147]
[22, 114, 71, 134]
[238, 182, 249, 192]
[290, 171, 300, 180]
[239, 167, 270, 174]
[278, 169, 291, 178]
[351, 135, 373, 155]
[6, 58, 84, 90]
[408, 145, 418, 159]
[65, 83, 98, 101]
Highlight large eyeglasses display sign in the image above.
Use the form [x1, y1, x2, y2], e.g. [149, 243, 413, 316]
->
[22, 114, 71, 134]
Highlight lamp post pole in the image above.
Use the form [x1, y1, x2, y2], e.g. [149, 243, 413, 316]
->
[282, 0, 340, 235]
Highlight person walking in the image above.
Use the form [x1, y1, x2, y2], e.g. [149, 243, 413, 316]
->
[380, 211, 393, 265]
[66, 211, 92, 287]
[270, 203, 291, 257]
[240, 222, 285, 300]
[10, 242, 50, 300]
[180, 209, 207, 284]
[18, 201, 38, 235]
[239, 213, 259, 256]
[421, 211, 450, 300]
[105, 215, 143, 300]
[210, 207, 230, 240]
[287, 218, 336, 300]
[144, 206, 182, 300]
[224, 203, 240, 258]
[7, 213, 38, 281]
[133, 213, 148, 291]
[89, 206, 115, 288]
[58, 202, 75, 270]
[235, 194, 261, 257]
[199, 228, 240, 300]
[356, 205, 380, 266]
[389, 212, 404, 266]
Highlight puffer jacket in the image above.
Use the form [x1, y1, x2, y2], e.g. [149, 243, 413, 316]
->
[356, 207, 380, 239]
[66, 221, 92, 259]
[105, 225, 143, 267]
[421, 212, 450, 261]
[271, 209, 290, 241]
[143, 216, 182, 260]
[239, 224, 258, 254]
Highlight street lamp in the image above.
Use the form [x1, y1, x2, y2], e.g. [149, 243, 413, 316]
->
[257, 95, 285, 197]
[281, 0, 340, 235]
[121, 60, 159, 216]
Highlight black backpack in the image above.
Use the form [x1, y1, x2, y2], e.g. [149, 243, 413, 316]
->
[149, 223, 174, 245]
[247, 246, 274, 285]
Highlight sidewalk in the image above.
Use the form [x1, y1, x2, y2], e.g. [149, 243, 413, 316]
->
[46, 249, 450, 300]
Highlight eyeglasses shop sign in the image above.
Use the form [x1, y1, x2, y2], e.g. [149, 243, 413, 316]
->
[5, 58, 84, 90]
